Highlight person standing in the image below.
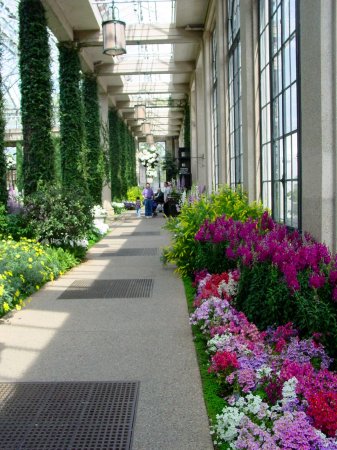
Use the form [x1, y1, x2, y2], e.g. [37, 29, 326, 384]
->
[142, 182, 154, 218]
[163, 181, 172, 216]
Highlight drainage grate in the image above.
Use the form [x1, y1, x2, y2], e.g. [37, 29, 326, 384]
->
[100, 248, 158, 257]
[58, 279, 154, 299]
[0, 381, 139, 450]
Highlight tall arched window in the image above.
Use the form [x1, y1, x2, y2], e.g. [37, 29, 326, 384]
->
[228, 0, 242, 188]
[259, 0, 300, 228]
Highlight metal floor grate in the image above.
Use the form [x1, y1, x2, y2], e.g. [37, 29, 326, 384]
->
[58, 279, 154, 299]
[0, 381, 139, 450]
[104, 231, 160, 239]
[100, 248, 158, 257]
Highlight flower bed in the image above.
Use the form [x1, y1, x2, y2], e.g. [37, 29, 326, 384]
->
[195, 212, 337, 359]
[191, 271, 337, 449]
[0, 238, 78, 316]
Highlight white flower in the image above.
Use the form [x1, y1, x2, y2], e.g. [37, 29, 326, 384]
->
[93, 221, 109, 235]
[281, 376, 298, 407]
[91, 204, 107, 217]
[256, 365, 273, 380]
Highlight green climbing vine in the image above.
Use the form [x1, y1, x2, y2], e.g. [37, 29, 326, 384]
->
[18, 0, 54, 195]
[82, 73, 103, 204]
[15, 142, 24, 193]
[108, 108, 136, 200]
[58, 42, 87, 193]
[0, 39, 7, 206]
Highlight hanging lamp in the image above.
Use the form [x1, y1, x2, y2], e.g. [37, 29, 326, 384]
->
[146, 133, 154, 145]
[134, 96, 146, 123]
[141, 121, 151, 135]
[102, 1, 126, 56]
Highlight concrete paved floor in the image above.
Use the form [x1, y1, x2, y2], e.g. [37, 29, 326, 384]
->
[0, 212, 213, 450]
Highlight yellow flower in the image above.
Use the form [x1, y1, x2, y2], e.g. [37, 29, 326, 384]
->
[50, 273, 54, 281]
[35, 285, 40, 290]
[15, 304, 21, 311]
[14, 290, 20, 298]
[20, 275, 25, 283]
[0, 285, 4, 296]
[3, 302, 10, 312]
[15, 254, 21, 259]
[28, 264, 33, 269]
[28, 258, 33, 263]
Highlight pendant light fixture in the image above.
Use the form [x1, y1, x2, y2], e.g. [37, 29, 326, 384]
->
[102, 1, 126, 56]
[134, 96, 146, 123]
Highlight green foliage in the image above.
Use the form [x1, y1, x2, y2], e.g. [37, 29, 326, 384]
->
[0, 41, 6, 206]
[108, 108, 122, 199]
[0, 204, 29, 240]
[162, 152, 178, 181]
[15, 142, 24, 193]
[18, 0, 54, 195]
[235, 264, 337, 360]
[164, 186, 265, 276]
[82, 73, 103, 204]
[52, 136, 62, 185]
[58, 42, 87, 191]
[0, 238, 78, 317]
[24, 184, 94, 244]
[127, 186, 142, 202]
[235, 263, 292, 329]
[108, 108, 136, 200]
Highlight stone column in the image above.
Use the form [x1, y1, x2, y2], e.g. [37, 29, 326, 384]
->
[240, 0, 260, 202]
[300, 0, 337, 251]
[194, 57, 208, 188]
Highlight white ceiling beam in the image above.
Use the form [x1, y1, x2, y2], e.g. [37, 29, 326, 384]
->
[128, 119, 182, 126]
[75, 25, 202, 47]
[124, 110, 184, 117]
[107, 83, 189, 95]
[116, 101, 184, 110]
[41, 0, 74, 41]
[95, 60, 195, 76]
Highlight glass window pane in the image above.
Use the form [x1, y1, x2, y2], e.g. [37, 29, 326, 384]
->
[290, 0, 296, 34]
[284, 87, 291, 133]
[285, 135, 292, 179]
[260, 0, 268, 32]
[292, 133, 298, 179]
[291, 82, 297, 131]
[283, 41, 290, 88]
[283, 0, 290, 42]
[290, 37, 297, 83]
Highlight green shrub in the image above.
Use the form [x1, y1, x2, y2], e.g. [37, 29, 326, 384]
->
[127, 186, 142, 202]
[24, 184, 94, 245]
[163, 186, 265, 276]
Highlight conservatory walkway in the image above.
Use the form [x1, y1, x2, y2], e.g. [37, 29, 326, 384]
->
[0, 212, 213, 450]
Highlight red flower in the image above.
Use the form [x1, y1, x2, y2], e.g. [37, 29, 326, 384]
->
[208, 351, 239, 374]
[307, 391, 337, 437]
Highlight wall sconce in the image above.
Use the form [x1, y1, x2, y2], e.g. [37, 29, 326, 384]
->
[102, 1, 126, 56]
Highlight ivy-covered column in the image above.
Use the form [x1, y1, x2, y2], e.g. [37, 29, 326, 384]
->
[58, 42, 87, 192]
[0, 40, 7, 206]
[108, 108, 122, 200]
[18, 0, 54, 195]
[15, 142, 24, 193]
[82, 73, 103, 204]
